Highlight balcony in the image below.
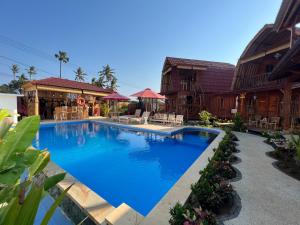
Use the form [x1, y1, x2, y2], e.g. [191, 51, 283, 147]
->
[234, 73, 283, 91]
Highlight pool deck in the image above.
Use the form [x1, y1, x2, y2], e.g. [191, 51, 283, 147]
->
[42, 119, 224, 225]
[224, 132, 300, 225]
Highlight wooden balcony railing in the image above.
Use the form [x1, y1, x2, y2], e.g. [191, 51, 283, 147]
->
[234, 73, 283, 91]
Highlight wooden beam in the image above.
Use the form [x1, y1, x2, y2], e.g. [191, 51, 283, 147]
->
[83, 90, 108, 97]
[240, 43, 290, 64]
[177, 65, 207, 70]
[37, 85, 83, 94]
[162, 67, 172, 75]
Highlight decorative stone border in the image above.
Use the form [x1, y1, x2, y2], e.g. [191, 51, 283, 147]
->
[42, 120, 224, 225]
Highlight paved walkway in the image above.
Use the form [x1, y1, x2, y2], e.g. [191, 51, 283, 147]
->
[224, 132, 300, 225]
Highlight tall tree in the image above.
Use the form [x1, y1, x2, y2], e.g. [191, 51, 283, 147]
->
[74, 67, 86, 82]
[98, 64, 118, 90]
[54, 51, 69, 78]
[11, 64, 19, 80]
[0, 73, 28, 94]
[26, 66, 37, 80]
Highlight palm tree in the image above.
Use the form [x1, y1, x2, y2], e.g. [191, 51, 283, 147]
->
[54, 51, 69, 78]
[26, 66, 37, 80]
[98, 64, 117, 89]
[74, 67, 86, 82]
[11, 64, 19, 80]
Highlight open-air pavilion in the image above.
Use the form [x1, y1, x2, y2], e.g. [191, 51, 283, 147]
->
[22, 77, 112, 120]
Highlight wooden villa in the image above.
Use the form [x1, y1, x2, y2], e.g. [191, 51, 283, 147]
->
[160, 57, 236, 120]
[233, 0, 300, 130]
[22, 77, 112, 120]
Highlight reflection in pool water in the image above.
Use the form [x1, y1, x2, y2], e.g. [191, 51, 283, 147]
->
[33, 121, 216, 216]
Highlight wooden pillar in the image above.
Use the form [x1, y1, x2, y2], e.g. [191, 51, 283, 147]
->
[239, 93, 246, 117]
[283, 83, 292, 130]
[34, 89, 39, 116]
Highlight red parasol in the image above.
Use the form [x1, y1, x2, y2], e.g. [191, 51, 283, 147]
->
[102, 92, 130, 101]
[131, 88, 165, 99]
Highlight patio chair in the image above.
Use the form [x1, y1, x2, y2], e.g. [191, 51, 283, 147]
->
[150, 113, 165, 124]
[167, 114, 176, 125]
[248, 115, 261, 127]
[260, 117, 268, 129]
[71, 106, 78, 120]
[60, 106, 68, 120]
[77, 106, 84, 119]
[268, 117, 280, 130]
[174, 115, 184, 126]
[54, 107, 61, 120]
[129, 111, 150, 124]
[119, 109, 141, 123]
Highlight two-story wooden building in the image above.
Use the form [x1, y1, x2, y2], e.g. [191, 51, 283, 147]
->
[160, 57, 236, 120]
[233, 0, 300, 130]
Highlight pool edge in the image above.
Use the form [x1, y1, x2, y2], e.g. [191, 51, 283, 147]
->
[42, 120, 224, 225]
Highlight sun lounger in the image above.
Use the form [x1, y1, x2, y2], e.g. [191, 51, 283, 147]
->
[174, 115, 184, 126]
[119, 109, 141, 123]
[149, 113, 168, 124]
[130, 111, 150, 124]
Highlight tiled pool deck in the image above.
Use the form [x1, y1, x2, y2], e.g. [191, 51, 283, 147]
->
[42, 119, 224, 225]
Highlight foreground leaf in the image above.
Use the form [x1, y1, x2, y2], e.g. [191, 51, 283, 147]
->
[40, 184, 73, 225]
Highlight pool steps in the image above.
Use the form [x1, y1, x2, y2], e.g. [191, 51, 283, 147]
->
[44, 161, 144, 225]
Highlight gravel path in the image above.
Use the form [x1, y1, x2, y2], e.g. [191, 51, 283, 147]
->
[224, 132, 300, 225]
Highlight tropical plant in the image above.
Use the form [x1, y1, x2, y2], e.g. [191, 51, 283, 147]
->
[10, 64, 19, 80]
[26, 66, 37, 80]
[0, 74, 28, 94]
[55, 51, 69, 78]
[74, 67, 86, 82]
[0, 110, 70, 225]
[92, 65, 118, 90]
[199, 110, 211, 126]
[101, 102, 110, 117]
[232, 113, 246, 132]
[290, 134, 300, 162]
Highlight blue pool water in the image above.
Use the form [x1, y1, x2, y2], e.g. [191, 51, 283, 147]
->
[33, 121, 216, 216]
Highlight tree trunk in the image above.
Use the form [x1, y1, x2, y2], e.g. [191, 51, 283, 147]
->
[59, 61, 62, 78]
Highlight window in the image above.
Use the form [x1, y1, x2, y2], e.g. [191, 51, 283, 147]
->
[180, 80, 188, 91]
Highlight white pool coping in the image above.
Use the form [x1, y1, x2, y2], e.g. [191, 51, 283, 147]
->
[41, 120, 225, 225]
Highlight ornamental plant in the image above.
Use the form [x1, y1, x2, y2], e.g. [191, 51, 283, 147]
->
[0, 110, 70, 225]
[199, 111, 212, 126]
[232, 113, 246, 132]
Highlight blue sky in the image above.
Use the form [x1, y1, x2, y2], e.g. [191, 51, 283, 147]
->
[0, 0, 282, 95]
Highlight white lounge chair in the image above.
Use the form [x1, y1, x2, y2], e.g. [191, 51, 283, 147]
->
[167, 114, 176, 125]
[130, 111, 150, 124]
[119, 109, 141, 123]
[150, 113, 168, 124]
[174, 115, 184, 126]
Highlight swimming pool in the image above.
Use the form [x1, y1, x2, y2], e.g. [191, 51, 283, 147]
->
[33, 121, 217, 216]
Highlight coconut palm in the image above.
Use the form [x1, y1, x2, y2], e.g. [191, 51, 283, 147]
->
[54, 51, 69, 78]
[98, 64, 118, 89]
[74, 67, 86, 82]
[26, 66, 37, 80]
[11, 64, 19, 80]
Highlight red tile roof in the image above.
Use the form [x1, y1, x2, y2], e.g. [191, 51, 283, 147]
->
[30, 77, 112, 93]
[165, 57, 235, 70]
[163, 57, 235, 93]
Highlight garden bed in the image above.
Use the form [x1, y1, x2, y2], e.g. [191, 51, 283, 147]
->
[169, 130, 241, 225]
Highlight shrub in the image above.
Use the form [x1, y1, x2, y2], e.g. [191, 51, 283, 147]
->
[232, 113, 246, 132]
[101, 102, 110, 117]
[169, 130, 237, 224]
[199, 111, 212, 126]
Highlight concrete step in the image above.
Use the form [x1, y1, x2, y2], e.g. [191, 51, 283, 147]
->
[104, 203, 144, 225]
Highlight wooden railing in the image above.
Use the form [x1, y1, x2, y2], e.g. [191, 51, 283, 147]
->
[234, 73, 283, 91]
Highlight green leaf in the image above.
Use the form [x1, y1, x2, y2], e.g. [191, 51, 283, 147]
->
[0, 109, 11, 121]
[0, 116, 40, 169]
[0, 197, 21, 225]
[15, 181, 44, 225]
[40, 184, 73, 225]
[28, 150, 50, 177]
[0, 118, 13, 140]
[44, 172, 66, 191]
